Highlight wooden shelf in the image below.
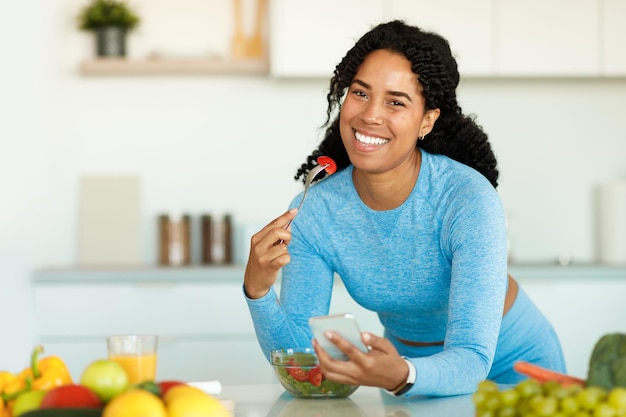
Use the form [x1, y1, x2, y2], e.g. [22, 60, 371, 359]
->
[80, 57, 269, 76]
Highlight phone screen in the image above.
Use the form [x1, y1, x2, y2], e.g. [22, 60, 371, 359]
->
[308, 313, 369, 360]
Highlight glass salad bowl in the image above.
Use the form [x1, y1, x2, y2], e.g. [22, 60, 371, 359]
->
[270, 348, 359, 399]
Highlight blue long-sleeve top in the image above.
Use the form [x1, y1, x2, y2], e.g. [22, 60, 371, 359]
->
[245, 151, 509, 397]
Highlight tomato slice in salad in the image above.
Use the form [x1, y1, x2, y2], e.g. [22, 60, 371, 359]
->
[288, 367, 311, 382]
[308, 366, 322, 386]
[316, 156, 337, 175]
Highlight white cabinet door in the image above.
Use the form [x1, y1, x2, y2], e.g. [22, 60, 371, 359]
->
[157, 339, 274, 384]
[495, 0, 599, 76]
[269, 0, 385, 77]
[602, 0, 626, 75]
[41, 339, 274, 385]
[389, 0, 494, 77]
[33, 282, 254, 337]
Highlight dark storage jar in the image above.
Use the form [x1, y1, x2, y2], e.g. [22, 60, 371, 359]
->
[158, 213, 191, 266]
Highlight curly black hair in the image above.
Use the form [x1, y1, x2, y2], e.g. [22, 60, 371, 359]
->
[294, 20, 499, 188]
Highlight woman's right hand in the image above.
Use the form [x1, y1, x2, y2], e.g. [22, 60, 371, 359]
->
[243, 208, 298, 299]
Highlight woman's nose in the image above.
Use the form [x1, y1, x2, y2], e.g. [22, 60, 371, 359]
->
[360, 101, 383, 124]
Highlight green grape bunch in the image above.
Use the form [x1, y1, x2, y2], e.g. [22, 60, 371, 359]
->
[473, 379, 626, 417]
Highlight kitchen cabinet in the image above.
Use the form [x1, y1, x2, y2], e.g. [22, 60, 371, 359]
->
[31, 266, 382, 384]
[32, 265, 626, 383]
[77, 1, 625, 78]
[495, 0, 599, 76]
[269, 0, 386, 78]
[602, 0, 626, 75]
[270, 0, 623, 78]
[389, 0, 494, 77]
[391, 0, 600, 77]
[32, 267, 272, 385]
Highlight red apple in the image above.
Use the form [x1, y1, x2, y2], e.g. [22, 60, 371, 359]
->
[40, 384, 102, 409]
[157, 380, 186, 397]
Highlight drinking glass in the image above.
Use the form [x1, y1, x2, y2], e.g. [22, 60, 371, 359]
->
[107, 334, 158, 384]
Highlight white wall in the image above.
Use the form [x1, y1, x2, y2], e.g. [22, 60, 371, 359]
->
[1, 0, 626, 370]
[459, 78, 626, 262]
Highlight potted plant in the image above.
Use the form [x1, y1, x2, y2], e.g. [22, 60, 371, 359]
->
[77, 0, 140, 57]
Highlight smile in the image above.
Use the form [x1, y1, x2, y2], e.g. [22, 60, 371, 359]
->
[355, 131, 389, 146]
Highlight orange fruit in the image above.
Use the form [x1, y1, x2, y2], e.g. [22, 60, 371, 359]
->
[164, 385, 230, 417]
[102, 389, 167, 417]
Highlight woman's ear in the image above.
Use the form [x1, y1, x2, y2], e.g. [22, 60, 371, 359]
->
[420, 108, 441, 137]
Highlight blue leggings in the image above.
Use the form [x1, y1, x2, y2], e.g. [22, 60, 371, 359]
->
[487, 286, 566, 383]
[385, 287, 566, 384]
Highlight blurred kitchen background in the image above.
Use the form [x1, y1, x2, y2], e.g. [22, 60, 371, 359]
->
[1, 0, 625, 382]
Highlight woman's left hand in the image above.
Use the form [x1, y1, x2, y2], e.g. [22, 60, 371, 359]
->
[312, 331, 409, 391]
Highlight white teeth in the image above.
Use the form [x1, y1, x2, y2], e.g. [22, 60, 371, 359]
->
[355, 131, 389, 145]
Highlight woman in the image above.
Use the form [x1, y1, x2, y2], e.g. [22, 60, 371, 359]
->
[243, 20, 565, 397]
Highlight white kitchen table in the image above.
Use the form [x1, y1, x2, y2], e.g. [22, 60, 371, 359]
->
[219, 383, 475, 417]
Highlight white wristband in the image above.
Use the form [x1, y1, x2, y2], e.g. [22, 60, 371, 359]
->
[387, 357, 416, 396]
[404, 357, 417, 384]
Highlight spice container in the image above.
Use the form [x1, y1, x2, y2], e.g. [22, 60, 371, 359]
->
[158, 213, 191, 266]
[223, 214, 233, 264]
[201, 214, 233, 265]
[201, 214, 213, 264]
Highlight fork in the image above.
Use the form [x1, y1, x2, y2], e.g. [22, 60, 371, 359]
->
[276, 163, 329, 244]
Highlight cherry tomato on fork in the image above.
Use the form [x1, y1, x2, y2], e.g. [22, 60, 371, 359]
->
[316, 156, 337, 175]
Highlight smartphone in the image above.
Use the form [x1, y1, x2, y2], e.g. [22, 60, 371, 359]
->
[308, 313, 369, 360]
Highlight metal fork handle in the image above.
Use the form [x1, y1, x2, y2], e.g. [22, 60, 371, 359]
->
[283, 164, 328, 230]
[275, 164, 329, 245]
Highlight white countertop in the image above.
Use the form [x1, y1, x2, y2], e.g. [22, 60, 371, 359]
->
[219, 384, 475, 417]
[32, 263, 626, 284]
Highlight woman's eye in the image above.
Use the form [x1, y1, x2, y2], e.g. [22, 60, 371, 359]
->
[389, 100, 406, 107]
[352, 90, 367, 98]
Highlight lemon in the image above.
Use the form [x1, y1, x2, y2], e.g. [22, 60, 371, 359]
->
[163, 385, 207, 402]
[164, 385, 230, 417]
[103, 389, 167, 417]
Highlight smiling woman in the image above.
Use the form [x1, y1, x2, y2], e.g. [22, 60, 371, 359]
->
[242, 20, 566, 398]
[338, 49, 440, 209]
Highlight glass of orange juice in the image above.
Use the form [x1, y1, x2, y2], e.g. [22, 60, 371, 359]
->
[107, 335, 158, 384]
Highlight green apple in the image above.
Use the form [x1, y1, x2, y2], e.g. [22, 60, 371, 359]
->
[13, 389, 46, 417]
[80, 358, 129, 402]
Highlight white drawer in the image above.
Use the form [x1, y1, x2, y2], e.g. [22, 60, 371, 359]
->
[33, 282, 253, 337]
[38, 338, 274, 385]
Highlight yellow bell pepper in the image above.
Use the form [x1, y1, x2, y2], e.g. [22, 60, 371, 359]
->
[0, 371, 16, 416]
[1, 345, 73, 402]
[28, 345, 73, 391]
[0, 371, 16, 393]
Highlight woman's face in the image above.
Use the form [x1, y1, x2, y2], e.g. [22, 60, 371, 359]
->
[339, 49, 439, 174]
